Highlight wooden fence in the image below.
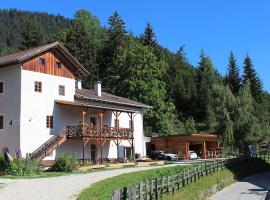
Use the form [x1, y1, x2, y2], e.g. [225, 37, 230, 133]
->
[110, 153, 270, 200]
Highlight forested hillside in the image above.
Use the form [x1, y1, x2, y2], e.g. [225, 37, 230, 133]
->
[0, 9, 269, 151]
[0, 9, 69, 55]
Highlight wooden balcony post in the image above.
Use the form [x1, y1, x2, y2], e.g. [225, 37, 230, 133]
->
[100, 143, 103, 164]
[128, 112, 135, 161]
[81, 108, 87, 163]
[82, 109, 87, 135]
[99, 112, 104, 136]
[116, 140, 120, 162]
[82, 139, 88, 164]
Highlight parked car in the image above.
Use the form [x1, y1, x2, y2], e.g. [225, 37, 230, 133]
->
[189, 150, 198, 159]
[149, 150, 165, 160]
[150, 150, 178, 161]
[164, 153, 178, 161]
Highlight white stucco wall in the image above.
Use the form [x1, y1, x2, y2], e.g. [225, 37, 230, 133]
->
[20, 69, 75, 157]
[0, 64, 21, 155]
[1, 66, 146, 160]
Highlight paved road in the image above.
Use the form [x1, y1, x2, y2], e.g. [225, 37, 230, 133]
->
[0, 164, 181, 200]
[211, 171, 270, 200]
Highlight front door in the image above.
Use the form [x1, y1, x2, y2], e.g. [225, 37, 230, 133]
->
[91, 144, 96, 162]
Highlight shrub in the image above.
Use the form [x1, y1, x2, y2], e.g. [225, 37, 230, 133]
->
[7, 157, 39, 176]
[0, 153, 7, 175]
[52, 153, 78, 172]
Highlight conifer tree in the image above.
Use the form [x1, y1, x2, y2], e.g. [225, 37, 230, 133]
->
[20, 19, 45, 50]
[243, 55, 263, 102]
[197, 51, 219, 123]
[234, 81, 255, 150]
[140, 23, 157, 48]
[99, 11, 127, 87]
[60, 9, 107, 88]
[65, 20, 96, 87]
[225, 52, 241, 95]
[139, 23, 161, 58]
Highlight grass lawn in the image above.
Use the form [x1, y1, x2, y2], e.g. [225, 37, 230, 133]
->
[0, 171, 69, 179]
[164, 168, 234, 200]
[78, 165, 192, 200]
[164, 162, 270, 200]
[0, 166, 113, 179]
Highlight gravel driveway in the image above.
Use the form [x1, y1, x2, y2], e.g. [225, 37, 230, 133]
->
[211, 171, 270, 200]
[0, 164, 180, 200]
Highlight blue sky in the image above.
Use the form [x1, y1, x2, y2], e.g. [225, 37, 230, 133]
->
[1, 1, 270, 91]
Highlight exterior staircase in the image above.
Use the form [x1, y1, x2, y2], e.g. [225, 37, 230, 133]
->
[29, 128, 67, 161]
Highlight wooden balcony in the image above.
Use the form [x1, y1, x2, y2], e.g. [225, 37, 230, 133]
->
[66, 125, 133, 140]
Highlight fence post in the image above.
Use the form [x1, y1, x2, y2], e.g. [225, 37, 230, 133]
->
[161, 177, 164, 198]
[112, 189, 122, 200]
[150, 179, 153, 200]
[155, 177, 158, 200]
[205, 161, 208, 176]
[167, 176, 170, 194]
[127, 186, 133, 200]
[193, 168, 196, 182]
[139, 181, 143, 200]
[177, 174, 180, 189]
[172, 175, 175, 195]
[182, 172, 185, 187]
[133, 185, 137, 200]
[123, 187, 127, 200]
[145, 180, 148, 200]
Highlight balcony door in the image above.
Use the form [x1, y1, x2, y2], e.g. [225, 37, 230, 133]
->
[89, 117, 97, 126]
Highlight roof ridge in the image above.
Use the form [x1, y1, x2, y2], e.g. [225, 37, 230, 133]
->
[17, 42, 59, 62]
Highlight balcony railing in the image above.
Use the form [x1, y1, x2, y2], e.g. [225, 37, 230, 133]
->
[66, 125, 133, 139]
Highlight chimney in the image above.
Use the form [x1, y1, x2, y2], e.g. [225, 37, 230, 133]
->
[94, 81, 102, 97]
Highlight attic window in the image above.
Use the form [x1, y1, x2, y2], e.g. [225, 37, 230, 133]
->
[39, 58, 45, 65]
[55, 61, 61, 68]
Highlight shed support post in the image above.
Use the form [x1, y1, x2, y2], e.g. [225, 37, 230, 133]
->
[203, 141, 207, 159]
[185, 142, 189, 160]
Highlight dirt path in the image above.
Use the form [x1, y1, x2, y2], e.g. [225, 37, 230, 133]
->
[211, 171, 270, 200]
[0, 164, 180, 200]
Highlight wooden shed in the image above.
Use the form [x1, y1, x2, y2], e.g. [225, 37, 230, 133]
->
[150, 134, 220, 159]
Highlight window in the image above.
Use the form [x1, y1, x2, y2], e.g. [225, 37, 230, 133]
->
[0, 82, 3, 93]
[0, 116, 3, 129]
[46, 116, 53, 129]
[39, 58, 45, 65]
[59, 85, 65, 96]
[55, 61, 61, 68]
[34, 81, 42, 93]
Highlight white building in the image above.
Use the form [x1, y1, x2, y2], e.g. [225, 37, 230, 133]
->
[0, 42, 151, 163]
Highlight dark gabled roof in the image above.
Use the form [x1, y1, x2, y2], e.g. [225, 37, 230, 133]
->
[0, 41, 89, 77]
[75, 89, 152, 109]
